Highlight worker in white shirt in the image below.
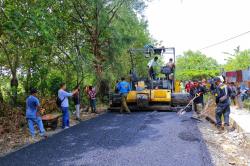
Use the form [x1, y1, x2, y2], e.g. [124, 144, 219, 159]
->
[147, 56, 158, 80]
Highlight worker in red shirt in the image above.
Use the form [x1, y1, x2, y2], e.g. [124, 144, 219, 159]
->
[185, 81, 193, 93]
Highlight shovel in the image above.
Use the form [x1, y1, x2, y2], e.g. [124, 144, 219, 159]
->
[177, 95, 199, 115]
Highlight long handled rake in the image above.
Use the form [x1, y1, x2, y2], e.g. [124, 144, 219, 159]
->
[178, 95, 214, 122]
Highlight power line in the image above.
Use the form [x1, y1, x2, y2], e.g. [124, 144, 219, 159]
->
[199, 30, 250, 51]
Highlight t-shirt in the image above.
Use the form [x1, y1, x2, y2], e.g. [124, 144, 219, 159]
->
[58, 89, 73, 107]
[185, 83, 192, 93]
[88, 89, 96, 100]
[190, 86, 206, 104]
[166, 62, 175, 72]
[117, 81, 131, 94]
[147, 59, 157, 68]
[26, 95, 40, 118]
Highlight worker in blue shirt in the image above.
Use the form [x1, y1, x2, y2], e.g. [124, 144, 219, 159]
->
[117, 77, 131, 113]
[26, 88, 46, 139]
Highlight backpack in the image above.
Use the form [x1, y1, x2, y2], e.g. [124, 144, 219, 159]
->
[56, 96, 65, 107]
[161, 66, 172, 74]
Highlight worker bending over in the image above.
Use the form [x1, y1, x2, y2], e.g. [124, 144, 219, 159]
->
[117, 77, 131, 114]
[190, 80, 206, 118]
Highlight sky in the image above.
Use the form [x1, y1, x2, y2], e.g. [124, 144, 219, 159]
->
[144, 0, 250, 64]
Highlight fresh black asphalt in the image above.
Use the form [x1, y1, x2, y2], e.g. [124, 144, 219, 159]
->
[0, 111, 213, 166]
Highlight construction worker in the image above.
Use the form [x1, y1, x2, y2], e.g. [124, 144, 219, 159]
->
[230, 82, 237, 106]
[147, 56, 158, 80]
[26, 88, 46, 140]
[130, 69, 138, 90]
[213, 77, 231, 132]
[88, 86, 97, 113]
[117, 77, 131, 114]
[165, 58, 175, 80]
[72, 85, 81, 120]
[163, 58, 175, 90]
[190, 80, 206, 118]
[179, 80, 185, 93]
[185, 81, 193, 93]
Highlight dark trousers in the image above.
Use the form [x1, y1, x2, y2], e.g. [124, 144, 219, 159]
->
[90, 99, 96, 113]
[215, 105, 230, 126]
[230, 97, 236, 105]
[165, 73, 173, 90]
[149, 67, 156, 80]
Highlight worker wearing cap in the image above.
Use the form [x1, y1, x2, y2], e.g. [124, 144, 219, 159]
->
[117, 77, 131, 113]
[190, 80, 206, 117]
[214, 77, 231, 132]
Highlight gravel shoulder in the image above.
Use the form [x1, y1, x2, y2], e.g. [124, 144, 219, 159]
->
[198, 120, 250, 166]
[0, 111, 102, 157]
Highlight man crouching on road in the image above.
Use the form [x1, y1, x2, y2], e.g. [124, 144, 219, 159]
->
[117, 77, 131, 114]
[26, 88, 46, 140]
[214, 77, 231, 132]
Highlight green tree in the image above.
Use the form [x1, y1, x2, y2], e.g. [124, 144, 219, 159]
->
[176, 50, 220, 80]
[0, 0, 152, 105]
[224, 50, 250, 71]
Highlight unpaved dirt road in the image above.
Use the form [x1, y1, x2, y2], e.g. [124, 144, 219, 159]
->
[0, 112, 213, 166]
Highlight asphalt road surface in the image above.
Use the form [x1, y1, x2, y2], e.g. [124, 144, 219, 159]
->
[0, 112, 213, 166]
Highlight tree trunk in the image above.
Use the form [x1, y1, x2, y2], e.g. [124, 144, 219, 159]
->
[0, 89, 3, 103]
[10, 73, 18, 106]
[25, 67, 31, 95]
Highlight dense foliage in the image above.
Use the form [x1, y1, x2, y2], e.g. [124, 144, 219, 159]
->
[224, 49, 250, 71]
[0, 0, 151, 105]
[175, 50, 220, 80]
[0, 0, 249, 107]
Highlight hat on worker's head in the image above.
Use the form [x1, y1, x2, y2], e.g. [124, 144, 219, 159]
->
[213, 77, 221, 83]
[30, 88, 38, 94]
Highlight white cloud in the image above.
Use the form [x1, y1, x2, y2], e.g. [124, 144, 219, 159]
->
[145, 0, 250, 64]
